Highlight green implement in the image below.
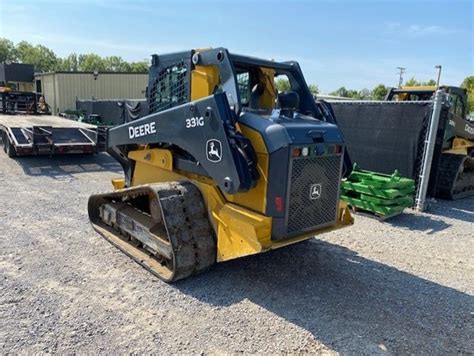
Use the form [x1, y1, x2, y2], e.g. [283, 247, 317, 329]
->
[341, 164, 415, 218]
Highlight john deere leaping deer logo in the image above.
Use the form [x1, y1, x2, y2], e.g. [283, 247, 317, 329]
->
[206, 139, 222, 162]
[310, 183, 322, 200]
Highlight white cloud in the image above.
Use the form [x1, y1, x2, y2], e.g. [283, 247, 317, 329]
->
[385, 22, 458, 37]
[386, 22, 401, 31]
[406, 24, 456, 36]
[30, 33, 181, 56]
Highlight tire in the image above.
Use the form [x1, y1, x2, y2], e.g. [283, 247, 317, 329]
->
[4, 134, 16, 158]
[2, 132, 7, 154]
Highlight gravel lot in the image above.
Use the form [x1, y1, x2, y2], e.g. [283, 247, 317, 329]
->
[0, 151, 473, 354]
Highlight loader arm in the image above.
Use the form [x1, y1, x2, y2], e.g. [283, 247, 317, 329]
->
[106, 92, 258, 194]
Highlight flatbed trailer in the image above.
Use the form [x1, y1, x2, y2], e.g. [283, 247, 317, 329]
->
[0, 114, 106, 157]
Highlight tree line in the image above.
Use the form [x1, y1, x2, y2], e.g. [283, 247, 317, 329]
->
[0, 38, 148, 73]
[1, 37, 472, 111]
[330, 78, 439, 100]
[276, 77, 444, 101]
[275, 78, 320, 96]
[276, 74, 473, 111]
[326, 77, 474, 112]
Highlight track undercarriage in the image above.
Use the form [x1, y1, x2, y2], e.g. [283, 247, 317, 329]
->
[436, 153, 474, 200]
[88, 182, 216, 282]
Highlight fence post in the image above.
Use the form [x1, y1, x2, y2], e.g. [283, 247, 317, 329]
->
[415, 89, 445, 211]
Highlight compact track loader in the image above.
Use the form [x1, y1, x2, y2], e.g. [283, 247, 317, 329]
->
[385, 86, 474, 199]
[88, 48, 353, 282]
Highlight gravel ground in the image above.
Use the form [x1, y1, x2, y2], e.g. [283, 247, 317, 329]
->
[0, 151, 473, 354]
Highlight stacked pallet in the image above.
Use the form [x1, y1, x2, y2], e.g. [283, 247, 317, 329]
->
[341, 165, 415, 218]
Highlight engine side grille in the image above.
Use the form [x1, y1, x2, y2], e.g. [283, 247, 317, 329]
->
[286, 153, 342, 234]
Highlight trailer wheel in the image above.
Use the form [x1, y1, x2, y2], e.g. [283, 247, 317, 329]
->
[3, 134, 16, 158]
[1, 132, 7, 154]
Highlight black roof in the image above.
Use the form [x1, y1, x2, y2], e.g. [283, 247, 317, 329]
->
[0, 63, 34, 83]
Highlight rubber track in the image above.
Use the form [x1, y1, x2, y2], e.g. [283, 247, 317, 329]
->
[435, 153, 474, 200]
[88, 182, 216, 282]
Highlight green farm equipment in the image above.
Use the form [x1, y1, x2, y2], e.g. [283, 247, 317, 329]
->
[341, 165, 415, 218]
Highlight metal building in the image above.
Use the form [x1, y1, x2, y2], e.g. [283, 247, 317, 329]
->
[34, 71, 148, 114]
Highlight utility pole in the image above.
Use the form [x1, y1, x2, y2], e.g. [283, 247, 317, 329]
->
[435, 65, 442, 88]
[397, 67, 406, 88]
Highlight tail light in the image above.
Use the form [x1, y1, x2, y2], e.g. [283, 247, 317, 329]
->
[274, 196, 284, 212]
[292, 148, 301, 157]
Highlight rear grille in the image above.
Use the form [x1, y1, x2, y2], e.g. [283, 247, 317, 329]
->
[286, 153, 342, 234]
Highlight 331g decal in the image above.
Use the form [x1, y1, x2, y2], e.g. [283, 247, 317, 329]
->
[186, 116, 204, 128]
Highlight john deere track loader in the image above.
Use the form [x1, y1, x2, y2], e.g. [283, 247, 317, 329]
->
[88, 48, 353, 282]
[385, 86, 474, 199]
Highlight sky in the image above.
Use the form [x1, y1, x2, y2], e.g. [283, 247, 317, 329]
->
[0, 0, 472, 93]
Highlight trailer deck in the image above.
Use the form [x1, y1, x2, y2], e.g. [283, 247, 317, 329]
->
[0, 114, 106, 157]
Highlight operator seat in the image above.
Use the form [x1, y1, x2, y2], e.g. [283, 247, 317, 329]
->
[278, 91, 300, 117]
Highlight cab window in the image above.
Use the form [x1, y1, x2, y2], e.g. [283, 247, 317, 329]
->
[236, 71, 250, 105]
[452, 94, 465, 117]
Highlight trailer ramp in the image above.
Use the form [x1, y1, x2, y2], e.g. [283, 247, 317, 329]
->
[0, 114, 106, 157]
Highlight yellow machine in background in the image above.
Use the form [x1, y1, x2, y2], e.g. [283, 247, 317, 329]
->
[385, 85, 474, 199]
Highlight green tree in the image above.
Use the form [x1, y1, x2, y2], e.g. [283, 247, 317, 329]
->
[58, 53, 79, 71]
[404, 77, 437, 87]
[329, 86, 349, 97]
[103, 56, 130, 71]
[355, 88, 371, 100]
[308, 84, 319, 95]
[460, 76, 474, 89]
[371, 84, 388, 100]
[2, 38, 150, 74]
[348, 90, 358, 98]
[461, 76, 474, 113]
[329, 87, 360, 98]
[404, 77, 419, 86]
[15, 41, 59, 72]
[275, 78, 291, 92]
[78, 53, 106, 71]
[0, 38, 17, 63]
[273, 78, 319, 95]
[127, 60, 149, 73]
